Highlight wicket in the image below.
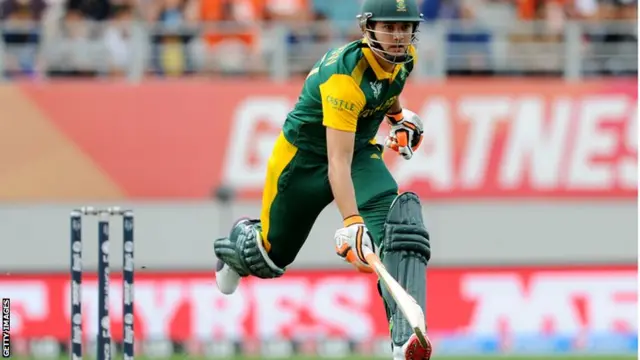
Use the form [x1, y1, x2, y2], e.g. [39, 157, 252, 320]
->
[70, 207, 135, 360]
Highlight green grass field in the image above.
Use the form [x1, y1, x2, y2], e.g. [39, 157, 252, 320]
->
[128, 357, 634, 360]
[9, 356, 637, 360]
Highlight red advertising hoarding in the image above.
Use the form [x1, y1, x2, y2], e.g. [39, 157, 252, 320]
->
[1, 79, 636, 200]
[2, 266, 636, 342]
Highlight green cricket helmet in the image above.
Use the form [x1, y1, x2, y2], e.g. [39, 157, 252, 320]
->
[356, 0, 424, 64]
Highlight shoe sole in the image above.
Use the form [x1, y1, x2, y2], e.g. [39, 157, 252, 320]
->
[405, 334, 433, 360]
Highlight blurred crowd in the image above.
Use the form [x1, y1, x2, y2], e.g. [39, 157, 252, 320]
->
[0, 0, 637, 78]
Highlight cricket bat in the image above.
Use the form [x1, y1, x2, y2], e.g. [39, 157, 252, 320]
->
[362, 246, 428, 348]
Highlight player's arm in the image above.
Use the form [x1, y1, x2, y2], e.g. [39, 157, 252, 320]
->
[321, 74, 375, 273]
[384, 52, 424, 160]
[320, 74, 366, 219]
[326, 128, 358, 218]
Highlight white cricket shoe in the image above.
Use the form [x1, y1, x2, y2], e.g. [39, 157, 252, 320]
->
[392, 333, 433, 360]
[215, 259, 241, 295]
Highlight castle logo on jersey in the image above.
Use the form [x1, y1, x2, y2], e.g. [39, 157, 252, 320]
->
[326, 95, 357, 113]
[370, 81, 382, 99]
[396, 0, 407, 12]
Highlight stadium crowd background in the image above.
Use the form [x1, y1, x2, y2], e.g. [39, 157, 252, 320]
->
[0, 0, 637, 79]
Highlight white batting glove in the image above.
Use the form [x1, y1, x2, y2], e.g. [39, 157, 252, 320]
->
[384, 109, 424, 160]
[334, 215, 375, 273]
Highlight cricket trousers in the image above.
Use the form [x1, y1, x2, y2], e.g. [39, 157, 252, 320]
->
[259, 131, 399, 269]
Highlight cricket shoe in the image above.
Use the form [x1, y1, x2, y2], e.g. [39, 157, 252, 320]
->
[392, 333, 433, 360]
[215, 258, 241, 295]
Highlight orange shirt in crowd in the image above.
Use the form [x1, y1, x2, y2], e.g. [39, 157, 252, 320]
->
[199, 0, 264, 47]
[199, 0, 311, 48]
[518, 0, 568, 19]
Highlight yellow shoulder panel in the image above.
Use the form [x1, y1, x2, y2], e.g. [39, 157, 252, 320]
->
[319, 74, 366, 133]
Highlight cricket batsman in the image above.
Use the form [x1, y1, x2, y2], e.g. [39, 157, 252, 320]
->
[214, 0, 432, 358]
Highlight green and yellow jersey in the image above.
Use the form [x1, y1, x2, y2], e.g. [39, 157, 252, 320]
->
[282, 39, 416, 156]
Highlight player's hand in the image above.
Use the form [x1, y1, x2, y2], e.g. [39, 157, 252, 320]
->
[384, 109, 424, 160]
[334, 215, 375, 273]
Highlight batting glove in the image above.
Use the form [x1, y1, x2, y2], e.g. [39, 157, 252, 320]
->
[335, 215, 375, 273]
[384, 109, 424, 160]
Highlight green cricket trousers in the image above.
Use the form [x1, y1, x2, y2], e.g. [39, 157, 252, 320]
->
[259, 131, 399, 269]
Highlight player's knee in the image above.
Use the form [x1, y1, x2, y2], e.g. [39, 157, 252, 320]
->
[383, 192, 431, 262]
[361, 188, 398, 214]
[379, 190, 398, 209]
[265, 241, 297, 269]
